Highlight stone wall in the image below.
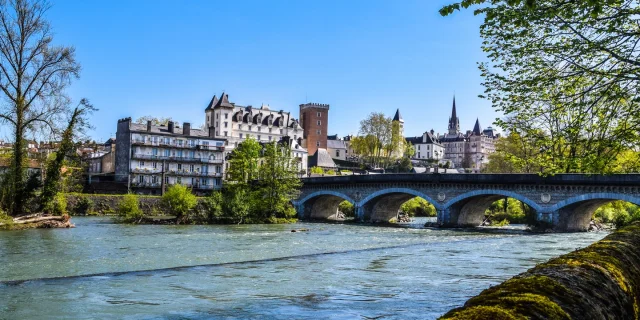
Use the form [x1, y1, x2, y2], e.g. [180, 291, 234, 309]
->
[439, 223, 640, 319]
[65, 194, 163, 215]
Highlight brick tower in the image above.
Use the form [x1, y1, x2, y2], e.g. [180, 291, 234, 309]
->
[299, 102, 330, 155]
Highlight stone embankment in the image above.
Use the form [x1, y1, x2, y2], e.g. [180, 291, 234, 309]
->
[66, 194, 163, 215]
[439, 223, 640, 320]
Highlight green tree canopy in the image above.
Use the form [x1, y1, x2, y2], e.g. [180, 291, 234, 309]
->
[443, 0, 640, 174]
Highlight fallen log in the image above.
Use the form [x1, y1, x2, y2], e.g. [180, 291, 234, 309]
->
[0, 214, 74, 229]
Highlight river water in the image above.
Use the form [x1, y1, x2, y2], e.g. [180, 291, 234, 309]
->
[0, 217, 606, 319]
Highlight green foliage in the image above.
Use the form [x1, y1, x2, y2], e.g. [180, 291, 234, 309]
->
[221, 184, 252, 223]
[198, 191, 224, 223]
[310, 166, 324, 174]
[486, 198, 530, 224]
[162, 184, 197, 222]
[117, 193, 144, 223]
[351, 112, 404, 168]
[72, 196, 93, 215]
[400, 197, 436, 217]
[43, 193, 68, 216]
[0, 207, 13, 226]
[325, 169, 336, 175]
[227, 137, 262, 183]
[443, 0, 640, 174]
[593, 201, 640, 228]
[338, 200, 355, 218]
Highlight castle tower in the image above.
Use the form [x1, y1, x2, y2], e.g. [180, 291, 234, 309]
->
[299, 102, 330, 155]
[392, 108, 404, 158]
[448, 96, 460, 135]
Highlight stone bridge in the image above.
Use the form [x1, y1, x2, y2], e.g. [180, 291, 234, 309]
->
[291, 174, 640, 232]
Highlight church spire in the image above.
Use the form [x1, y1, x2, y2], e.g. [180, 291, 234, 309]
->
[448, 95, 460, 134]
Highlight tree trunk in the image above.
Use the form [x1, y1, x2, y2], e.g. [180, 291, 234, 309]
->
[12, 119, 25, 216]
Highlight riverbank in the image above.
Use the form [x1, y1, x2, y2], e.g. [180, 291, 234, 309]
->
[439, 222, 640, 319]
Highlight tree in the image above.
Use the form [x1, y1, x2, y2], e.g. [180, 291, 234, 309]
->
[226, 137, 261, 183]
[442, 0, 640, 174]
[41, 99, 96, 213]
[162, 184, 197, 223]
[135, 116, 174, 126]
[0, 0, 80, 215]
[254, 141, 302, 220]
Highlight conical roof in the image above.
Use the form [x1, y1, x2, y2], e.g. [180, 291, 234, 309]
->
[472, 118, 482, 136]
[215, 92, 234, 108]
[393, 108, 403, 122]
[205, 95, 218, 111]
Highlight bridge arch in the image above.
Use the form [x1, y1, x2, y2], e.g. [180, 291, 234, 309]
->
[357, 188, 442, 222]
[443, 190, 541, 227]
[547, 193, 640, 232]
[294, 190, 356, 220]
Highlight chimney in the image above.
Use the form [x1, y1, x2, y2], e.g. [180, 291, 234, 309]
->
[146, 120, 152, 132]
[168, 121, 174, 133]
[183, 122, 191, 135]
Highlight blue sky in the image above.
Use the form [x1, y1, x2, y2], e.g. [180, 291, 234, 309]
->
[44, 0, 493, 142]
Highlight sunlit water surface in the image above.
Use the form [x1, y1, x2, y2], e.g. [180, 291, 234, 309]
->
[0, 217, 607, 319]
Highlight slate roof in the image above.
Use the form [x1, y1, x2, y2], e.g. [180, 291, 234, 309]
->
[472, 118, 482, 136]
[327, 140, 347, 149]
[393, 108, 403, 122]
[309, 148, 336, 168]
[327, 134, 339, 140]
[205, 95, 219, 111]
[214, 92, 234, 108]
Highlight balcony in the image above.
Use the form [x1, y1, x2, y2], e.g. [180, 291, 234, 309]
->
[131, 168, 162, 174]
[131, 182, 161, 188]
[168, 170, 223, 177]
[131, 153, 222, 164]
[132, 139, 202, 149]
[197, 145, 225, 152]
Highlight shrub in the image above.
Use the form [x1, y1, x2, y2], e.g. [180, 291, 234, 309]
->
[162, 184, 197, 222]
[326, 169, 336, 175]
[0, 207, 12, 226]
[51, 193, 67, 216]
[199, 191, 223, 223]
[338, 200, 355, 218]
[72, 196, 93, 215]
[310, 166, 324, 174]
[400, 197, 436, 217]
[117, 193, 143, 223]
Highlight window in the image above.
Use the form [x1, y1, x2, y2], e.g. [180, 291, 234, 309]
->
[224, 131, 228, 136]
[418, 152, 421, 158]
[178, 164, 182, 170]
[336, 150, 340, 157]
[248, 126, 252, 131]
[140, 161, 145, 167]
[139, 176, 143, 183]
[317, 112, 321, 117]
[224, 113, 228, 119]
[152, 162, 157, 169]
[165, 176, 169, 184]
[189, 164, 194, 172]
[177, 177, 182, 184]
[152, 176, 157, 184]
[294, 135, 297, 139]
[317, 120, 321, 126]
[203, 141, 209, 146]
[207, 115, 210, 122]
[316, 130, 321, 135]
[280, 129, 283, 134]
[202, 178, 208, 185]
[316, 141, 320, 147]
[269, 128, 272, 133]
[268, 136, 272, 141]
[216, 113, 219, 120]
[257, 135, 261, 140]
[224, 122, 228, 128]
[239, 133, 243, 139]
[418, 145, 420, 150]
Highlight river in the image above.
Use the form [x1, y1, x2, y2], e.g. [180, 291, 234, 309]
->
[0, 217, 606, 319]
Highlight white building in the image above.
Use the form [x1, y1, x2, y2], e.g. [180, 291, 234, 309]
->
[204, 92, 308, 172]
[405, 130, 445, 161]
[327, 135, 348, 161]
[115, 118, 226, 195]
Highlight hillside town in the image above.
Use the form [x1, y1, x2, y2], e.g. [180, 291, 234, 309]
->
[1, 92, 500, 195]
